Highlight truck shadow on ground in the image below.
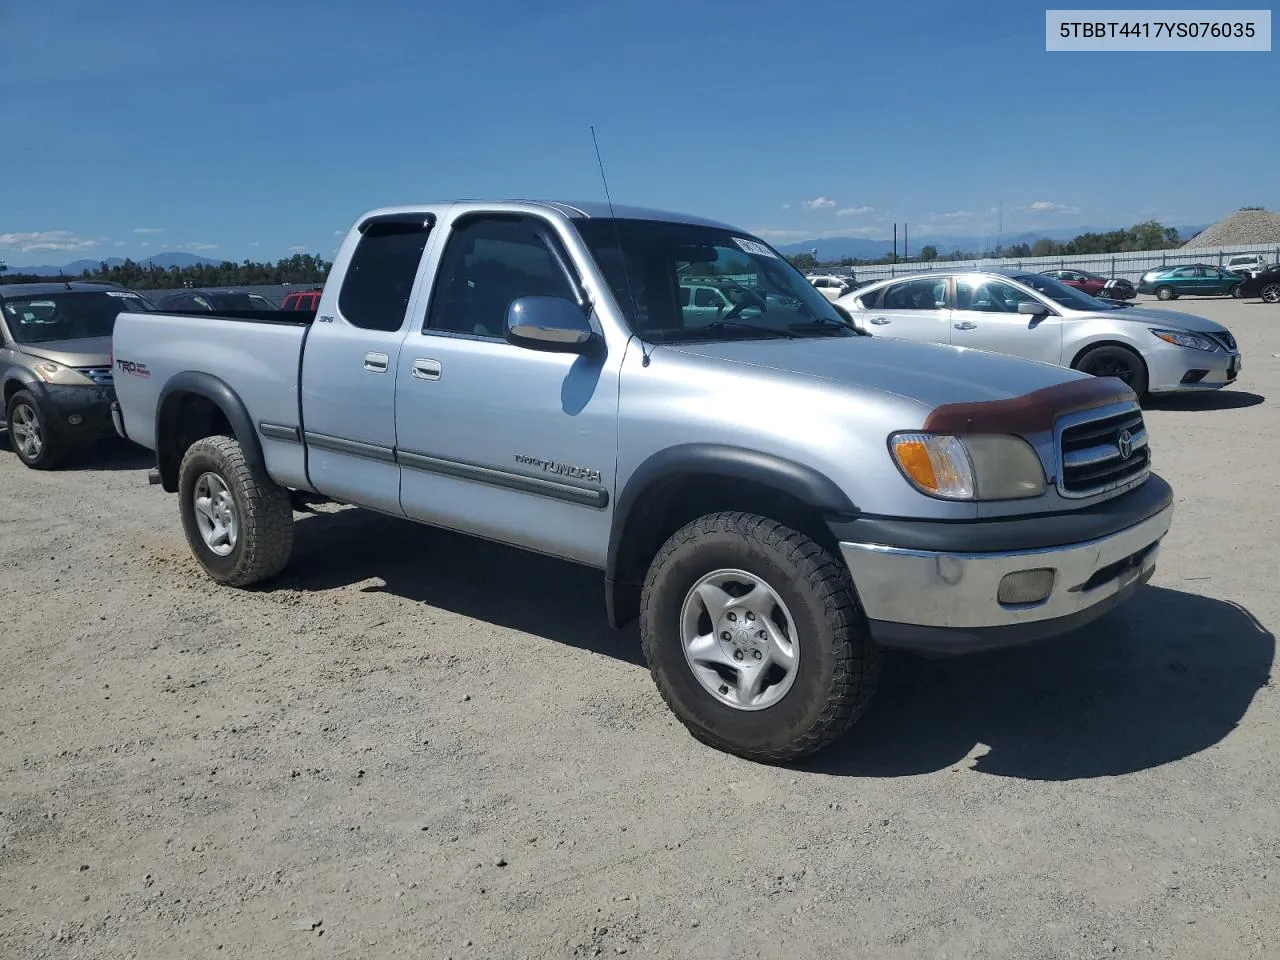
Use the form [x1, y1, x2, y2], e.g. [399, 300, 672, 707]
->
[281, 506, 646, 667]
[810, 586, 1273, 780]
[0, 432, 154, 471]
[281, 507, 1273, 781]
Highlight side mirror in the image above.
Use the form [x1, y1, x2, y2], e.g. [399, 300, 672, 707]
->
[1018, 301, 1050, 316]
[505, 296, 599, 354]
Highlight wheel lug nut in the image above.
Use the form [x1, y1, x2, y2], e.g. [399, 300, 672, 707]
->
[721, 632, 731, 641]
[733, 650, 744, 661]
[758, 630, 767, 640]
[745, 612, 755, 622]
[752, 649, 762, 661]
[726, 612, 737, 622]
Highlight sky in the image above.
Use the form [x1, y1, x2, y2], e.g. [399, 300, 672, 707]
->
[1, 0, 1276, 267]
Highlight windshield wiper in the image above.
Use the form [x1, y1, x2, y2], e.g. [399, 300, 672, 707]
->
[700, 320, 799, 339]
[787, 313, 864, 335]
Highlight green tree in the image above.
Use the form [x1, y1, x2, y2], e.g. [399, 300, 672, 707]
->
[1031, 238, 1061, 257]
[919, 245, 938, 261]
[787, 253, 818, 271]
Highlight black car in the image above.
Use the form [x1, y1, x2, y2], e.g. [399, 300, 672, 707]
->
[0, 282, 158, 468]
[1236, 265, 1280, 303]
[1094, 277, 1137, 302]
[155, 289, 279, 313]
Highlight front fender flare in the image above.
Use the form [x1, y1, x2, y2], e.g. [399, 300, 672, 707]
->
[604, 443, 859, 628]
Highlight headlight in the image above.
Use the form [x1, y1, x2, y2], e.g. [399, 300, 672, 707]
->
[1149, 328, 1216, 351]
[31, 360, 94, 385]
[890, 433, 1046, 501]
[33, 361, 65, 382]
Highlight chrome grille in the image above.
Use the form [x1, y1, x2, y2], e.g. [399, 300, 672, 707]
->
[77, 367, 114, 386]
[1209, 331, 1237, 352]
[1058, 405, 1150, 498]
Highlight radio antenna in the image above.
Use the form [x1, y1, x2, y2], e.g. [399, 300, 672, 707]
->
[591, 125, 649, 367]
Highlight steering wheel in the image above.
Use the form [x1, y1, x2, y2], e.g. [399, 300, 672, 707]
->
[722, 288, 768, 321]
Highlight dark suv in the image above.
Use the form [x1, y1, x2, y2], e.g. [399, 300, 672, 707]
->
[0, 282, 157, 468]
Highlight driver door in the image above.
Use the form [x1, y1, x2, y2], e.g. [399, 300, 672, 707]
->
[949, 276, 1063, 366]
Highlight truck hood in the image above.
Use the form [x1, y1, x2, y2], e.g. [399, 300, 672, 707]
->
[1088, 305, 1229, 334]
[665, 334, 1085, 410]
[18, 337, 112, 368]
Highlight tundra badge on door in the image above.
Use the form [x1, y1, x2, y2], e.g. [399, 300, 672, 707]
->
[515, 454, 602, 484]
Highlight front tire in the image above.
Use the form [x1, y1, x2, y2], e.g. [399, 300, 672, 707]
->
[1075, 344, 1149, 399]
[178, 435, 294, 586]
[1155, 285, 1176, 301]
[1261, 282, 1280, 304]
[639, 512, 881, 763]
[6, 390, 64, 470]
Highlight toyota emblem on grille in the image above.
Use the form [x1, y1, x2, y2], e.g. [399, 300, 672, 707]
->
[1116, 429, 1133, 460]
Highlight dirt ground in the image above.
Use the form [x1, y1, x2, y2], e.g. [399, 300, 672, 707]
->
[2, 296, 1278, 960]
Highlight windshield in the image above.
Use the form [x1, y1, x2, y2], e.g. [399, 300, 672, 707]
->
[1, 290, 158, 344]
[1012, 273, 1120, 311]
[573, 219, 855, 341]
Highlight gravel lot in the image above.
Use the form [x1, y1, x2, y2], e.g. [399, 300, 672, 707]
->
[2, 296, 1278, 960]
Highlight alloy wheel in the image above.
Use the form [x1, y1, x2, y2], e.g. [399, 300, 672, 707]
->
[9, 402, 43, 461]
[193, 471, 239, 556]
[679, 568, 800, 711]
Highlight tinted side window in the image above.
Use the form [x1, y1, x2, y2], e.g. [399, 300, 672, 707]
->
[956, 278, 1036, 312]
[427, 216, 575, 339]
[1171, 267, 1197, 278]
[338, 219, 432, 332]
[882, 278, 945, 310]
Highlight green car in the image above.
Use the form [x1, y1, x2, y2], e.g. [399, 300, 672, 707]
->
[1137, 263, 1243, 300]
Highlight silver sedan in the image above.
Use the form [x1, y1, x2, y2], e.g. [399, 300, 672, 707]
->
[834, 267, 1241, 397]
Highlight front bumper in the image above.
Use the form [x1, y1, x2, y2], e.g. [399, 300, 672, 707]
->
[43, 384, 118, 440]
[1147, 343, 1241, 393]
[836, 489, 1173, 655]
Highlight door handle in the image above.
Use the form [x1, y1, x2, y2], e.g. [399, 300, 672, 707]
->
[869, 317, 891, 325]
[411, 358, 441, 381]
[953, 321, 977, 330]
[363, 352, 389, 373]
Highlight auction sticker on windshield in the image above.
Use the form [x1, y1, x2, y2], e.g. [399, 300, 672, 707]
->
[734, 238, 779, 259]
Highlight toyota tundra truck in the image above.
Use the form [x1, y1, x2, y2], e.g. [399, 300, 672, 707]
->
[111, 200, 1174, 763]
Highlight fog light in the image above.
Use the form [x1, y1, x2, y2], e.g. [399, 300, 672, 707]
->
[998, 568, 1055, 605]
[68, 413, 84, 425]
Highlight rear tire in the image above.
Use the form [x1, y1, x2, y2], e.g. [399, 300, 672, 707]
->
[178, 435, 294, 586]
[1075, 345, 1149, 399]
[1155, 285, 1176, 301]
[639, 511, 881, 763]
[1261, 282, 1280, 304]
[6, 390, 64, 470]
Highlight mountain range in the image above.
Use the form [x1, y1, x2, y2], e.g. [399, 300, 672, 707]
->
[0, 252, 221, 277]
[776, 225, 1208, 261]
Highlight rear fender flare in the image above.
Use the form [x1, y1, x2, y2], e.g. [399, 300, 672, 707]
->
[155, 371, 264, 492]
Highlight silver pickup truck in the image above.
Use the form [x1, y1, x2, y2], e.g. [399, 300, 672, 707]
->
[112, 200, 1174, 763]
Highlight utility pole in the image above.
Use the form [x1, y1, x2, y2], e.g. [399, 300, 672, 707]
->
[892, 223, 898, 262]
[904, 221, 909, 260]
[997, 198, 1003, 254]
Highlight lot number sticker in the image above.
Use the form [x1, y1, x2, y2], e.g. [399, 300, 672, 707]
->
[733, 238, 779, 259]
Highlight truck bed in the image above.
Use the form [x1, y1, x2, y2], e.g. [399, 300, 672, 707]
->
[113, 309, 313, 489]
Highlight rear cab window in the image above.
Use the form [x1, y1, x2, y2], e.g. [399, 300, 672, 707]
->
[338, 217, 434, 332]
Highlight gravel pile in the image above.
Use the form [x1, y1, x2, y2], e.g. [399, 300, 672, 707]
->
[1184, 209, 1280, 247]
